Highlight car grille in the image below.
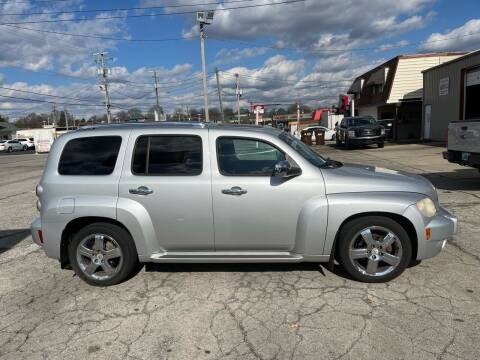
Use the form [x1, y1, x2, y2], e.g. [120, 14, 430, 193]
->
[359, 128, 379, 137]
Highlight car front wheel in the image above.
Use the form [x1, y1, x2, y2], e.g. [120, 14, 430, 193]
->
[337, 216, 412, 283]
[68, 222, 139, 286]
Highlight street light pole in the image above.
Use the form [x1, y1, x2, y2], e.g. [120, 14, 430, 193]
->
[199, 23, 210, 122]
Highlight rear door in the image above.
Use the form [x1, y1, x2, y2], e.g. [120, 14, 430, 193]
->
[118, 128, 214, 251]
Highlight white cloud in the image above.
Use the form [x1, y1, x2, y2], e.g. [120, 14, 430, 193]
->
[420, 19, 480, 52]
[0, 1, 127, 72]
[176, 0, 435, 53]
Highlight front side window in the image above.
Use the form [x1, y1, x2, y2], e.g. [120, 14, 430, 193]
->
[217, 137, 285, 176]
[58, 136, 122, 175]
[132, 135, 202, 176]
[278, 132, 327, 168]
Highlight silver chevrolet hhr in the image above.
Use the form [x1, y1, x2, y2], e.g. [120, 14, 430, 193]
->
[31, 123, 457, 286]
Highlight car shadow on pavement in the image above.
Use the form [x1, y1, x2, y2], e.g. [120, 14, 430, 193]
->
[0, 229, 30, 254]
[422, 170, 480, 191]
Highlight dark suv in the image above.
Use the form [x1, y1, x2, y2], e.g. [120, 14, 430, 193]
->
[336, 117, 385, 148]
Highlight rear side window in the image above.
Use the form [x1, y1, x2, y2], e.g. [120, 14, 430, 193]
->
[132, 135, 202, 176]
[58, 136, 122, 175]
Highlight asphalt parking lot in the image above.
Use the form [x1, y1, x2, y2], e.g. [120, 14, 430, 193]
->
[1, 143, 479, 360]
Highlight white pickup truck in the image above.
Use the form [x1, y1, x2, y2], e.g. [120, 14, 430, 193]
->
[443, 120, 480, 171]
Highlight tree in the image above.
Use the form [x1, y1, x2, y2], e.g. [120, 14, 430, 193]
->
[127, 108, 143, 120]
[14, 113, 49, 129]
[287, 104, 312, 115]
[0, 114, 8, 122]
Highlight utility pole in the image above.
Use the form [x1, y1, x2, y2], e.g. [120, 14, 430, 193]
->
[152, 70, 162, 121]
[64, 107, 69, 130]
[235, 73, 242, 124]
[215, 68, 225, 123]
[197, 11, 214, 122]
[94, 52, 112, 124]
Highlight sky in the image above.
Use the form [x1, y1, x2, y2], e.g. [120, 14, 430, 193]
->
[0, 0, 480, 120]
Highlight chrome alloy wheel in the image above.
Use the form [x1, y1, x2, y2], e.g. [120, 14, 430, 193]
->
[348, 226, 403, 277]
[76, 233, 123, 281]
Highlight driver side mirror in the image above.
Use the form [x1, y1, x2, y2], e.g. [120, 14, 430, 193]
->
[273, 160, 301, 178]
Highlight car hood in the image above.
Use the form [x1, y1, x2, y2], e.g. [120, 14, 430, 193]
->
[321, 163, 437, 200]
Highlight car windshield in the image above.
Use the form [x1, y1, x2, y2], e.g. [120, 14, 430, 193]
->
[348, 117, 377, 126]
[278, 132, 327, 168]
[0, 140, 5, 143]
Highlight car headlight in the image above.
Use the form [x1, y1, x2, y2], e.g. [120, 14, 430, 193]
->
[416, 197, 437, 218]
[380, 128, 385, 135]
[347, 130, 356, 138]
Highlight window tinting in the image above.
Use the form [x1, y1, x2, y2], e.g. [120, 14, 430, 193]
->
[58, 136, 122, 175]
[132, 135, 202, 176]
[217, 137, 285, 176]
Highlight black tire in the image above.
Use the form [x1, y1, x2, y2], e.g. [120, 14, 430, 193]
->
[337, 216, 412, 283]
[68, 222, 139, 286]
[23, 145, 28, 151]
[335, 136, 341, 147]
[378, 142, 384, 148]
[7, 147, 12, 153]
[331, 133, 336, 141]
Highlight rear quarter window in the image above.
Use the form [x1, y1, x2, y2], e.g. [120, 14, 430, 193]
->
[58, 136, 122, 175]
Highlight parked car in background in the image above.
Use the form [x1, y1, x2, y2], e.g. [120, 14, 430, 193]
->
[0, 139, 23, 152]
[443, 120, 480, 172]
[336, 117, 386, 148]
[303, 126, 336, 141]
[32, 123, 456, 286]
[15, 138, 35, 151]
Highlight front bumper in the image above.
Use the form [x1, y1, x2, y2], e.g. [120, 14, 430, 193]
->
[30, 217, 43, 246]
[404, 205, 457, 260]
[349, 136, 385, 145]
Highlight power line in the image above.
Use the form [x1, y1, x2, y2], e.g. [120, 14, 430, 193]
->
[0, 0, 306, 25]
[0, 85, 96, 104]
[0, 93, 105, 107]
[2, 24, 197, 42]
[0, 0, 257, 16]
[221, 71, 353, 84]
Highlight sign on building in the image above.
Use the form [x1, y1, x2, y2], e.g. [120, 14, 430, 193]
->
[439, 77, 449, 96]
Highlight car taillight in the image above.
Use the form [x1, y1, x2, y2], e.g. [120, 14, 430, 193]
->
[38, 230, 44, 244]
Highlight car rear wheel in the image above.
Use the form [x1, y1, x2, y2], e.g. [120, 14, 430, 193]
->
[7, 147, 12, 153]
[337, 216, 412, 283]
[68, 222, 139, 286]
[23, 145, 28, 151]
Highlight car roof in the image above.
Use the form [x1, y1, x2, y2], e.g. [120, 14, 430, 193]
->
[74, 122, 284, 136]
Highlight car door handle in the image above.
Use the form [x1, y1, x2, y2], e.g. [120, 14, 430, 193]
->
[222, 186, 247, 196]
[129, 186, 153, 195]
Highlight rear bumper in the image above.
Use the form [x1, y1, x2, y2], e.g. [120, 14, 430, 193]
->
[443, 150, 480, 168]
[30, 217, 43, 246]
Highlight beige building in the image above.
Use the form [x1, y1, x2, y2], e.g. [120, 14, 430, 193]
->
[349, 52, 466, 140]
[422, 50, 480, 141]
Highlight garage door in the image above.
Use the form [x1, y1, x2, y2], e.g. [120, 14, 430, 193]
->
[465, 68, 480, 120]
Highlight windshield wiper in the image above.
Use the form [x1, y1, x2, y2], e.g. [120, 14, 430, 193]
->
[320, 157, 343, 169]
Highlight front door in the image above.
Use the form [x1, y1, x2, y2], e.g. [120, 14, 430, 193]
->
[210, 131, 319, 251]
[119, 129, 214, 251]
